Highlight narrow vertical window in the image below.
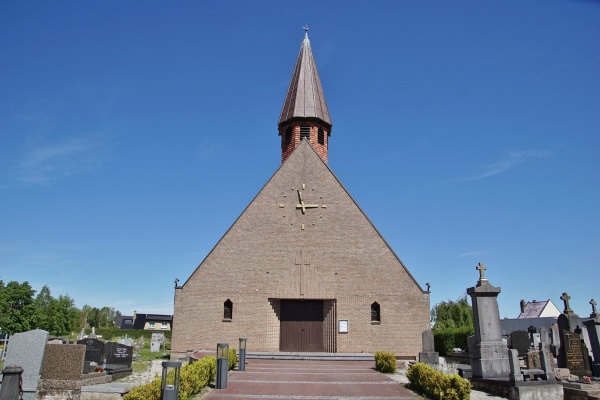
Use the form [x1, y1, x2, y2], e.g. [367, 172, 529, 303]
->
[285, 126, 293, 144]
[318, 128, 325, 145]
[300, 125, 310, 140]
[371, 302, 380, 323]
[224, 299, 233, 320]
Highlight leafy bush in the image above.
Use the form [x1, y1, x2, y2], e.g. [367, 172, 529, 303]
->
[228, 347, 238, 370]
[433, 326, 474, 356]
[406, 362, 471, 400]
[374, 351, 397, 373]
[123, 356, 216, 400]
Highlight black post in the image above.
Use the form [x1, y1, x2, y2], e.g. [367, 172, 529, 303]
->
[239, 338, 247, 372]
[0, 365, 24, 400]
[216, 343, 229, 389]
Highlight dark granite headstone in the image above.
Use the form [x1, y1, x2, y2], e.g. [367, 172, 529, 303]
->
[77, 338, 105, 364]
[560, 331, 592, 377]
[103, 342, 133, 367]
[510, 331, 530, 356]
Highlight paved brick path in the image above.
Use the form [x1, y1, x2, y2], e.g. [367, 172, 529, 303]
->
[203, 359, 418, 400]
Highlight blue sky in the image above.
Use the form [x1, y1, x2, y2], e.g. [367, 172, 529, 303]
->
[1, 1, 598, 320]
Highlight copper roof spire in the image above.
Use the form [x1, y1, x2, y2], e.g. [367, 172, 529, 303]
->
[278, 27, 332, 127]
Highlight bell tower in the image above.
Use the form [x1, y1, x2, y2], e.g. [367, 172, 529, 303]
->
[278, 27, 332, 163]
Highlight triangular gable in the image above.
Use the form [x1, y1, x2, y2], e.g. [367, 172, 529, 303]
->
[182, 139, 424, 293]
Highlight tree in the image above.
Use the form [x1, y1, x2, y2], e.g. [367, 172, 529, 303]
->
[35, 286, 79, 336]
[0, 280, 37, 334]
[98, 306, 117, 328]
[430, 295, 473, 330]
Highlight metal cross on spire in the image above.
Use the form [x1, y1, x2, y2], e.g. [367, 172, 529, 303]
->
[590, 298, 598, 317]
[303, 25, 309, 40]
[560, 292, 572, 314]
[476, 262, 487, 281]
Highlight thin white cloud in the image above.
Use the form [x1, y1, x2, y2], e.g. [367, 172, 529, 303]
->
[13, 137, 110, 186]
[462, 149, 552, 182]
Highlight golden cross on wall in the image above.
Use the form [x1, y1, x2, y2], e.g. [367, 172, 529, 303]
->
[296, 184, 319, 214]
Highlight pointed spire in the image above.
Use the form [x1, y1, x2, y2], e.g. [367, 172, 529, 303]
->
[278, 28, 332, 127]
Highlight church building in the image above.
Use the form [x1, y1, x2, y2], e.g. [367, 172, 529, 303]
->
[172, 31, 430, 357]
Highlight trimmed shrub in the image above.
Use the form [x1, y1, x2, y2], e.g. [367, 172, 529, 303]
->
[433, 326, 474, 355]
[406, 362, 471, 400]
[228, 347, 238, 370]
[374, 351, 397, 373]
[123, 356, 216, 400]
[122, 376, 161, 400]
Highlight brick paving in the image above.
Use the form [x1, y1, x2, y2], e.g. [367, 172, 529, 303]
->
[203, 359, 418, 400]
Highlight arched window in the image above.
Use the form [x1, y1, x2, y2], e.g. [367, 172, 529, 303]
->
[224, 299, 233, 320]
[371, 302, 380, 323]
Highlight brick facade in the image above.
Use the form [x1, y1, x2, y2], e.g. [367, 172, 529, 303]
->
[279, 120, 329, 163]
[172, 141, 430, 357]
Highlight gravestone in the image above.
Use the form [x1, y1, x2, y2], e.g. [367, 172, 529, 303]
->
[77, 337, 105, 364]
[557, 292, 592, 376]
[40, 344, 86, 380]
[550, 323, 560, 356]
[539, 326, 550, 347]
[104, 342, 133, 366]
[466, 263, 510, 378]
[150, 332, 164, 353]
[103, 342, 133, 379]
[526, 350, 541, 370]
[3, 329, 49, 400]
[37, 343, 112, 400]
[418, 329, 439, 365]
[510, 331, 531, 357]
[583, 300, 600, 376]
[561, 331, 591, 377]
[532, 333, 541, 349]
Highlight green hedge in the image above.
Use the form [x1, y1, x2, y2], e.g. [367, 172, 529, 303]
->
[123, 356, 215, 400]
[406, 362, 471, 400]
[228, 347, 238, 370]
[433, 326, 473, 356]
[374, 351, 397, 373]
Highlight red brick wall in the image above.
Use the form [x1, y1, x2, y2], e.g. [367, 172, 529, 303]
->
[280, 122, 328, 164]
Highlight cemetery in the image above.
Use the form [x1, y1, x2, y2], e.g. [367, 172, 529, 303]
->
[2, 264, 600, 400]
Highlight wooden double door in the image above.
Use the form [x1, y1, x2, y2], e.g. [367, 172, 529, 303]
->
[280, 300, 324, 352]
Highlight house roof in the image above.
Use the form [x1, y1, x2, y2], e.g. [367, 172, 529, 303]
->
[278, 31, 331, 127]
[518, 299, 560, 319]
[114, 315, 134, 329]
